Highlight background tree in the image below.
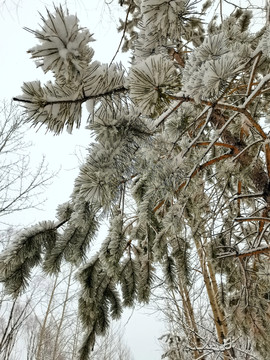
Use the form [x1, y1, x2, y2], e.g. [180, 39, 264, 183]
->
[0, 100, 53, 225]
[0, 100, 55, 359]
[1, 1, 270, 359]
[90, 324, 134, 360]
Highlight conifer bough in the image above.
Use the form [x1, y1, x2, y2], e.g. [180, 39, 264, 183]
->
[2, 1, 270, 358]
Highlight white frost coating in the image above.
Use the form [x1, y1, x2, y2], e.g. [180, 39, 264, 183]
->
[86, 99, 95, 115]
[51, 103, 61, 118]
[242, 73, 270, 107]
[84, 62, 125, 98]
[140, 0, 188, 48]
[152, 100, 179, 128]
[59, 48, 68, 59]
[129, 54, 177, 115]
[182, 33, 244, 102]
[28, 6, 95, 81]
[254, 27, 270, 58]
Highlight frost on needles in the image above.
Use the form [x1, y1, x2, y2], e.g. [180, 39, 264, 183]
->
[4, 1, 270, 359]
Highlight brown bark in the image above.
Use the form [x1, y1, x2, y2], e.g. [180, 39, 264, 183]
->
[210, 110, 270, 203]
[207, 261, 228, 338]
[193, 236, 233, 359]
[177, 278, 206, 359]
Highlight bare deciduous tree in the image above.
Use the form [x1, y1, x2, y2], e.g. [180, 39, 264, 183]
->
[0, 100, 55, 358]
[0, 100, 54, 225]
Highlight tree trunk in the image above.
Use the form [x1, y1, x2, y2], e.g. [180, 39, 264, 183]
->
[36, 275, 58, 360]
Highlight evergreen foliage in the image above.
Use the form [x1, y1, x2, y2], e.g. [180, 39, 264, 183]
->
[4, 0, 270, 358]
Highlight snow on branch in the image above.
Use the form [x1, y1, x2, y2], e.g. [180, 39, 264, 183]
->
[25, 5, 95, 81]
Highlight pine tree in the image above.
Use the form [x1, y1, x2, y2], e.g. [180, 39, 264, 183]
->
[2, 1, 270, 358]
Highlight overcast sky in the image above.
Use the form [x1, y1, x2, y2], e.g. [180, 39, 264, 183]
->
[0, 1, 165, 359]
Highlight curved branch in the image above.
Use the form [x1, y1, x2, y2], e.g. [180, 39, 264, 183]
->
[109, 3, 132, 66]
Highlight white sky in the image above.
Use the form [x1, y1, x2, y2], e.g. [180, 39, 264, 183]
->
[0, 1, 165, 359]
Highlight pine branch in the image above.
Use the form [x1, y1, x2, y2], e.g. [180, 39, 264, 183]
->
[169, 95, 267, 139]
[13, 86, 127, 106]
[154, 153, 233, 213]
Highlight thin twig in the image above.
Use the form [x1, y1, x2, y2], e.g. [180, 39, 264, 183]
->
[109, 3, 132, 66]
[217, 245, 270, 259]
[246, 51, 262, 97]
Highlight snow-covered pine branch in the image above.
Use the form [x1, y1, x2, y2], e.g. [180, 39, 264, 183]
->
[3, 2, 270, 359]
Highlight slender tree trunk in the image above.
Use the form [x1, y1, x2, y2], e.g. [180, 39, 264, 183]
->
[0, 299, 16, 352]
[207, 261, 228, 337]
[36, 275, 58, 360]
[71, 316, 80, 360]
[52, 266, 73, 360]
[177, 278, 206, 359]
[0, 296, 30, 359]
[193, 235, 233, 359]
